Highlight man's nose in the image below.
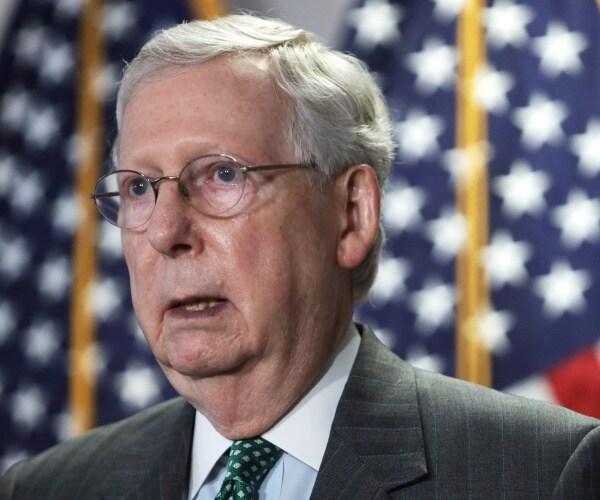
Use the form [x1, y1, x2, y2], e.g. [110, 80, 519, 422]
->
[145, 181, 200, 257]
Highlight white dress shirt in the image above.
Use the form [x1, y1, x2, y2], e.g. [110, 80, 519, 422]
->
[189, 323, 361, 499]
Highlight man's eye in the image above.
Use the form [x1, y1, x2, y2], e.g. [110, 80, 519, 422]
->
[209, 163, 243, 185]
[124, 176, 151, 197]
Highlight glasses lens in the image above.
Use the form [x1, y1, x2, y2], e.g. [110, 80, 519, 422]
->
[94, 170, 155, 228]
[181, 155, 246, 216]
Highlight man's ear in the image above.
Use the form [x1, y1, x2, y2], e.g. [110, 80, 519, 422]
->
[335, 164, 381, 269]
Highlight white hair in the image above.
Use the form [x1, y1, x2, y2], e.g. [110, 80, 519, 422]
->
[114, 14, 394, 300]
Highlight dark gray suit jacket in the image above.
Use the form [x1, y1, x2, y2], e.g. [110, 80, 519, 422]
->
[2, 324, 600, 499]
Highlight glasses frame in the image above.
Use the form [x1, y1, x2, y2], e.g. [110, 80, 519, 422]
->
[90, 153, 311, 228]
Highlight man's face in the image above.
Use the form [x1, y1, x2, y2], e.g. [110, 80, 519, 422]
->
[118, 57, 353, 421]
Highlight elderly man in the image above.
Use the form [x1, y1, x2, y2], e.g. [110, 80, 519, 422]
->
[2, 14, 599, 500]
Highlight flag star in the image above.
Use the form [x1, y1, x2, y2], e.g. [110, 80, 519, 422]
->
[0, 450, 29, 476]
[382, 181, 426, 233]
[474, 64, 515, 114]
[395, 110, 444, 161]
[93, 63, 121, 103]
[512, 93, 568, 150]
[113, 363, 164, 410]
[372, 327, 396, 349]
[23, 320, 61, 365]
[0, 301, 18, 345]
[482, 230, 533, 288]
[405, 38, 458, 94]
[346, 0, 403, 50]
[429, 0, 467, 23]
[531, 22, 588, 78]
[551, 190, 600, 248]
[52, 191, 77, 234]
[25, 104, 62, 149]
[369, 255, 410, 303]
[410, 279, 456, 334]
[10, 385, 47, 430]
[102, 2, 139, 40]
[442, 143, 490, 186]
[37, 256, 72, 300]
[1, 87, 31, 132]
[52, 411, 72, 442]
[406, 346, 445, 373]
[54, 0, 85, 18]
[99, 220, 124, 259]
[477, 309, 513, 355]
[14, 25, 46, 66]
[0, 235, 30, 281]
[88, 278, 125, 321]
[533, 261, 591, 318]
[425, 207, 467, 262]
[483, 0, 534, 49]
[493, 161, 551, 218]
[570, 119, 600, 177]
[40, 41, 75, 84]
[10, 170, 45, 216]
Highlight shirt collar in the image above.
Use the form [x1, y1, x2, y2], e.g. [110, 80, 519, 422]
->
[189, 322, 360, 495]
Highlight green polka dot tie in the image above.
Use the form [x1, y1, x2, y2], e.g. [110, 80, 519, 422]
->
[215, 438, 283, 500]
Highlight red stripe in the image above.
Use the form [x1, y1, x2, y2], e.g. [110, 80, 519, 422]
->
[547, 348, 600, 419]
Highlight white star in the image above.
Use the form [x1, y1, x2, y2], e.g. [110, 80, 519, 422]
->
[102, 3, 139, 40]
[52, 190, 77, 234]
[9, 384, 47, 430]
[25, 104, 61, 149]
[113, 363, 164, 410]
[40, 40, 75, 84]
[23, 320, 61, 365]
[429, 0, 467, 22]
[0, 235, 30, 281]
[128, 313, 148, 346]
[369, 255, 410, 303]
[410, 279, 456, 334]
[54, 0, 85, 18]
[474, 64, 515, 114]
[551, 190, 600, 248]
[533, 261, 591, 318]
[372, 327, 396, 349]
[531, 22, 588, 78]
[99, 220, 124, 259]
[10, 170, 45, 216]
[382, 181, 426, 233]
[425, 207, 467, 262]
[406, 345, 445, 373]
[1, 87, 31, 132]
[405, 38, 458, 94]
[483, 0, 534, 49]
[512, 93, 568, 150]
[346, 0, 403, 50]
[52, 411, 72, 442]
[93, 63, 121, 103]
[0, 301, 17, 345]
[493, 160, 551, 218]
[482, 230, 532, 288]
[442, 143, 490, 187]
[0, 449, 29, 476]
[37, 256, 72, 300]
[395, 110, 444, 161]
[88, 278, 125, 321]
[477, 309, 513, 355]
[570, 119, 600, 177]
[14, 25, 46, 66]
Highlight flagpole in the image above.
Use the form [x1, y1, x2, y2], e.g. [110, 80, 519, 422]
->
[188, 0, 228, 19]
[69, 0, 105, 436]
[455, 0, 492, 386]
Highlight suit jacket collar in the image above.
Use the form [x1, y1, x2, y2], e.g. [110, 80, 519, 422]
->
[311, 324, 428, 499]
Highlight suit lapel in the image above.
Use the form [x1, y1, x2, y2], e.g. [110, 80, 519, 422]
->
[311, 324, 428, 499]
[98, 398, 195, 500]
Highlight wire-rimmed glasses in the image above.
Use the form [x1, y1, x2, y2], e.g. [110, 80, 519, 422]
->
[90, 153, 310, 229]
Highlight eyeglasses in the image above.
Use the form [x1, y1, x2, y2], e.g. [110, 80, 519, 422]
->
[90, 153, 310, 229]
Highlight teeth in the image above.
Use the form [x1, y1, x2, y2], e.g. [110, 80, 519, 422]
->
[181, 300, 220, 311]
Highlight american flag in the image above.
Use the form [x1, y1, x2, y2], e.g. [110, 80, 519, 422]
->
[0, 0, 212, 474]
[347, 0, 600, 416]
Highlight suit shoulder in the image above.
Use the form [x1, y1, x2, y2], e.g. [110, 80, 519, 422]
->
[0, 397, 192, 497]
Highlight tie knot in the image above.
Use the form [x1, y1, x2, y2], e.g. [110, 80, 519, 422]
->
[215, 438, 283, 500]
